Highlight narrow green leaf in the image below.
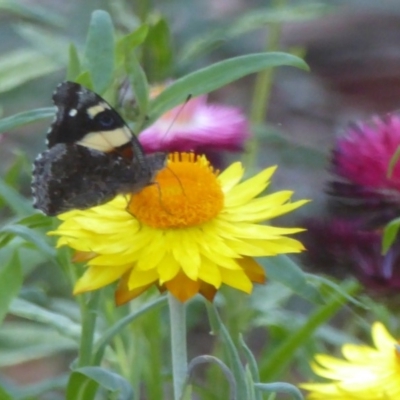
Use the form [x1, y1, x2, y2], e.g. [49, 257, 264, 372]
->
[0, 1, 64, 27]
[0, 153, 29, 210]
[382, 217, 400, 254]
[84, 10, 115, 94]
[0, 49, 62, 93]
[0, 322, 76, 367]
[0, 107, 54, 134]
[0, 386, 12, 400]
[67, 43, 81, 81]
[261, 255, 323, 304]
[387, 144, 400, 178]
[15, 24, 70, 63]
[206, 303, 248, 400]
[260, 280, 360, 380]
[9, 298, 81, 342]
[144, 17, 173, 82]
[0, 178, 33, 216]
[0, 252, 22, 325]
[179, 4, 331, 62]
[93, 296, 167, 364]
[255, 382, 304, 400]
[125, 50, 149, 116]
[69, 367, 134, 400]
[4, 152, 28, 186]
[10, 375, 68, 399]
[1, 225, 55, 257]
[239, 335, 262, 400]
[117, 24, 149, 54]
[147, 52, 308, 127]
[66, 372, 98, 400]
[75, 71, 94, 89]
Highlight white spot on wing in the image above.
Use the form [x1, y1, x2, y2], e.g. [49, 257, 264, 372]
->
[69, 109, 78, 117]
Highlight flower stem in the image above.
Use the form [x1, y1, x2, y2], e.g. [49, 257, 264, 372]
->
[78, 291, 101, 367]
[168, 293, 187, 400]
[247, 0, 286, 169]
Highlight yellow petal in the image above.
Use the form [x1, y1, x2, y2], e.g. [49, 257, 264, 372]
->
[219, 267, 252, 293]
[128, 268, 159, 290]
[74, 264, 131, 294]
[218, 162, 244, 192]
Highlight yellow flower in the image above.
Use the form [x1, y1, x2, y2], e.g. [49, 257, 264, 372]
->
[50, 152, 307, 303]
[301, 322, 400, 400]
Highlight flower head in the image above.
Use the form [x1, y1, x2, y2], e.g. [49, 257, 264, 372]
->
[302, 218, 400, 294]
[50, 153, 307, 303]
[330, 114, 400, 215]
[301, 322, 400, 400]
[139, 85, 250, 153]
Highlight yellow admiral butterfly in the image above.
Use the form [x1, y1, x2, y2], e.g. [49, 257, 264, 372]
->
[31, 81, 166, 216]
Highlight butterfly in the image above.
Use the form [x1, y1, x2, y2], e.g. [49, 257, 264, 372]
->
[31, 81, 167, 216]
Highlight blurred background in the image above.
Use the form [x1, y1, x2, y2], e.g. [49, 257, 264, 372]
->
[1, 0, 400, 397]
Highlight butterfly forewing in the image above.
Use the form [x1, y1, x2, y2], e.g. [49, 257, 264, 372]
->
[32, 81, 167, 216]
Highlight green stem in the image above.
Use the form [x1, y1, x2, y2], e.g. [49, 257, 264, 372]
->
[168, 293, 187, 400]
[247, 0, 286, 168]
[261, 280, 361, 380]
[77, 291, 101, 367]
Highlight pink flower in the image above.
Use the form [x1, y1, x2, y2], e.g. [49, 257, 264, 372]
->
[332, 114, 400, 194]
[302, 218, 400, 295]
[139, 89, 250, 153]
[329, 114, 400, 224]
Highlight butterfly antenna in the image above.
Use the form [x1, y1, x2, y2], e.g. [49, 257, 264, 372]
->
[160, 94, 192, 145]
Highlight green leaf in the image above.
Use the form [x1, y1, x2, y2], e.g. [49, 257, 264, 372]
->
[260, 280, 360, 381]
[179, 4, 331, 62]
[206, 303, 248, 400]
[75, 71, 94, 89]
[125, 50, 149, 116]
[67, 43, 81, 81]
[93, 296, 167, 363]
[0, 224, 55, 258]
[147, 52, 308, 127]
[14, 24, 70, 63]
[0, 49, 62, 93]
[239, 335, 262, 400]
[0, 386, 12, 400]
[0, 178, 33, 216]
[144, 16, 173, 82]
[67, 367, 134, 400]
[0, 322, 76, 367]
[0, 0, 64, 27]
[10, 375, 68, 399]
[0, 252, 22, 325]
[9, 298, 82, 342]
[66, 372, 98, 400]
[0, 107, 54, 134]
[261, 255, 323, 304]
[84, 10, 115, 94]
[255, 382, 304, 400]
[117, 24, 149, 55]
[382, 217, 400, 254]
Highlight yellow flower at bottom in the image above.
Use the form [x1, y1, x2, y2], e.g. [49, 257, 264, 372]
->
[50, 153, 307, 303]
[301, 322, 400, 400]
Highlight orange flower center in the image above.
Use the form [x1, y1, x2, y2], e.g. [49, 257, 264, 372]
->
[128, 153, 224, 229]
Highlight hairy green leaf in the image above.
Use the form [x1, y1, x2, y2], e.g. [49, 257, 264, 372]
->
[147, 52, 308, 127]
[84, 10, 115, 94]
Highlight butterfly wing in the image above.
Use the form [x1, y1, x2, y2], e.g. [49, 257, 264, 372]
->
[32, 82, 166, 216]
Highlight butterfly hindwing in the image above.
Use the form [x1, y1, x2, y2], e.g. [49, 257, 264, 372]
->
[32, 81, 167, 216]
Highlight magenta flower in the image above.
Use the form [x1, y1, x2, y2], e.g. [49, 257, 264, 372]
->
[302, 218, 400, 294]
[330, 114, 400, 213]
[139, 91, 250, 153]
